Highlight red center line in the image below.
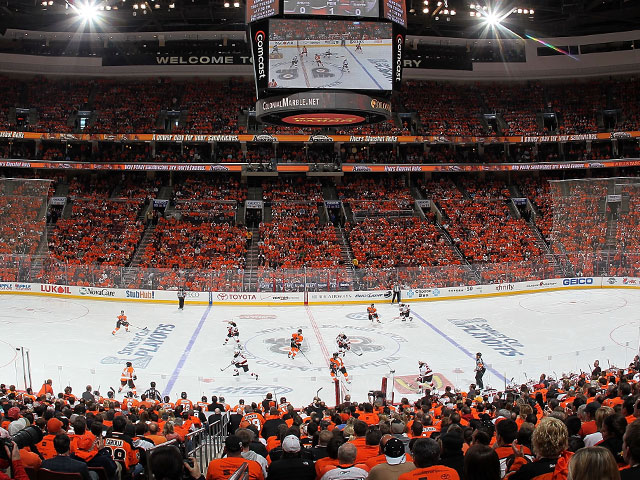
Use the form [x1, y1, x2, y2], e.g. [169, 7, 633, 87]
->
[305, 305, 331, 368]
[297, 45, 312, 89]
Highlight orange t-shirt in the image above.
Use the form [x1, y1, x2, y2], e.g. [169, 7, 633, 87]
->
[398, 465, 460, 480]
[206, 457, 264, 480]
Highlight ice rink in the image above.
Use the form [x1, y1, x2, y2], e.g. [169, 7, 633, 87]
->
[1, 288, 639, 407]
[268, 44, 393, 90]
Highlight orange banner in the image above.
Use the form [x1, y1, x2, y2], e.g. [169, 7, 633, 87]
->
[2, 130, 639, 144]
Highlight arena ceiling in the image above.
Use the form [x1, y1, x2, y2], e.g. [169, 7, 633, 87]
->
[0, 0, 638, 38]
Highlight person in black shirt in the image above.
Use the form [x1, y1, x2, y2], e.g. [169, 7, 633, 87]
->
[592, 359, 602, 379]
[268, 435, 315, 480]
[177, 288, 186, 310]
[622, 419, 640, 480]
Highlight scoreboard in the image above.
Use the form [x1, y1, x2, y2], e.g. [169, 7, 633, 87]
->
[283, 0, 379, 17]
[247, 0, 406, 126]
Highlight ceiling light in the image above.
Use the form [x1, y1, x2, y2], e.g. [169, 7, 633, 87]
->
[74, 1, 100, 22]
[422, 6, 428, 12]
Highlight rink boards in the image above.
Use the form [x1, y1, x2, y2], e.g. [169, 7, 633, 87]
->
[0, 276, 639, 306]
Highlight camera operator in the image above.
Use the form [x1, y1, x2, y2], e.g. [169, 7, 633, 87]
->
[0, 440, 29, 480]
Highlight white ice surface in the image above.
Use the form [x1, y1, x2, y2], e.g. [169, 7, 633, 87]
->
[1, 289, 638, 407]
[268, 44, 392, 90]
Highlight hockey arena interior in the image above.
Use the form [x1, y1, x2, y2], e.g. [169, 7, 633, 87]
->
[2, 0, 640, 479]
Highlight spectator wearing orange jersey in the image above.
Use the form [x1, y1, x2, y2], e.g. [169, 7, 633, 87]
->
[38, 417, 65, 460]
[368, 437, 415, 480]
[355, 428, 383, 464]
[146, 422, 167, 445]
[240, 406, 266, 434]
[206, 435, 264, 480]
[37, 379, 54, 398]
[40, 434, 93, 480]
[398, 438, 459, 480]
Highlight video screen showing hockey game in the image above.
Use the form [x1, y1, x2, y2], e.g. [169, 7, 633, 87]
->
[283, 0, 379, 17]
[267, 19, 393, 91]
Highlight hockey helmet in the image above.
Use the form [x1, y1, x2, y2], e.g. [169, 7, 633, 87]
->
[181, 392, 187, 399]
[298, 328, 302, 333]
[126, 361, 132, 367]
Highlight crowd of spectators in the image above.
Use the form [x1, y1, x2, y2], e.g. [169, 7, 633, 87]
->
[550, 180, 609, 276]
[337, 178, 414, 215]
[1, 77, 640, 136]
[178, 80, 251, 135]
[138, 217, 248, 290]
[436, 179, 542, 264]
[3, 358, 640, 480]
[0, 172, 638, 291]
[87, 79, 181, 134]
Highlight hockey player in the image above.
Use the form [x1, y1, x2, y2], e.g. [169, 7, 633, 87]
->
[288, 329, 303, 359]
[417, 361, 433, 394]
[271, 44, 279, 54]
[330, 352, 349, 383]
[118, 361, 136, 395]
[324, 48, 332, 57]
[143, 381, 162, 402]
[112, 310, 129, 335]
[399, 303, 412, 321]
[290, 55, 298, 68]
[315, 54, 323, 67]
[368, 304, 380, 323]
[161, 395, 175, 411]
[223, 321, 240, 346]
[176, 391, 194, 410]
[355, 42, 363, 53]
[336, 333, 350, 357]
[232, 350, 259, 380]
[417, 361, 433, 384]
[301, 46, 308, 57]
[341, 59, 350, 72]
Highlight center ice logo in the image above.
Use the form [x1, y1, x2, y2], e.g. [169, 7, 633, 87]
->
[345, 312, 370, 321]
[264, 336, 310, 355]
[276, 68, 299, 81]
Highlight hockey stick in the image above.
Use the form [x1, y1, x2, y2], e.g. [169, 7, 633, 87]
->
[350, 349, 363, 357]
[298, 345, 312, 365]
[220, 363, 233, 372]
[316, 387, 323, 397]
[129, 324, 148, 331]
[299, 348, 312, 365]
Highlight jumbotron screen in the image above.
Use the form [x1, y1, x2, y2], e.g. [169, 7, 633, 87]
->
[267, 19, 393, 91]
[283, 0, 379, 17]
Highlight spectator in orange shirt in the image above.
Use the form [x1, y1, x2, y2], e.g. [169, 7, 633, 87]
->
[398, 438, 459, 480]
[206, 435, 264, 480]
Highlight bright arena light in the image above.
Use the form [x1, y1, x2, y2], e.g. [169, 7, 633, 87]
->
[75, 0, 100, 21]
[484, 11, 500, 26]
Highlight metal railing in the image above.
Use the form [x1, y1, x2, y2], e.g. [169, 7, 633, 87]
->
[145, 414, 229, 480]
